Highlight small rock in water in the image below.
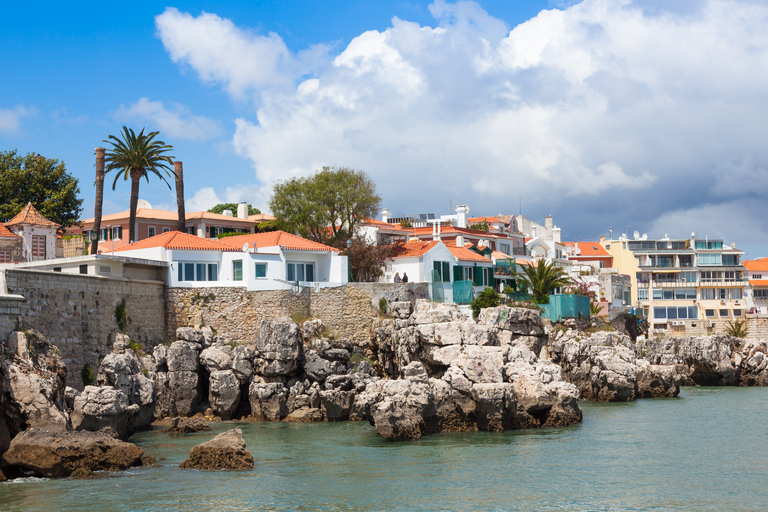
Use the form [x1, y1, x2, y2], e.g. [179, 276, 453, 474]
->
[178, 428, 254, 470]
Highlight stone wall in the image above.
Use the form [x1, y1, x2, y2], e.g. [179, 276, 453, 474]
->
[167, 283, 429, 347]
[3, 269, 166, 389]
[0, 295, 23, 339]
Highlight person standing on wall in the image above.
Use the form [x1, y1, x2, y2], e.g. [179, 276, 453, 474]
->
[394, 272, 401, 283]
[402, 272, 408, 283]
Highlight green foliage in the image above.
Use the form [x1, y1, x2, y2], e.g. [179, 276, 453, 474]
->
[290, 307, 312, 325]
[269, 166, 380, 245]
[216, 231, 250, 239]
[725, 319, 749, 338]
[502, 285, 516, 294]
[378, 297, 388, 316]
[347, 236, 405, 282]
[208, 203, 260, 216]
[350, 353, 375, 366]
[469, 220, 489, 232]
[519, 261, 572, 304]
[141, 368, 149, 377]
[590, 302, 604, 316]
[81, 363, 95, 386]
[129, 339, 145, 356]
[115, 300, 128, 333]
[399, 219, 412, 228]
[0, 150, 83, 226]
[472, 287, 502, 318]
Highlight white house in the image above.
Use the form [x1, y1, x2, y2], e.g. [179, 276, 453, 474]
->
[4, 203, 59, 262]
[115, 230, 348, 291]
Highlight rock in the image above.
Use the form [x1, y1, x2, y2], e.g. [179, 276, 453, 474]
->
[635, 361, 682, 398]
[153, 345, 168, 371]
[302, 319, 325, 339]
[179, 427, 253, 470]
[176, 327, 205, 345]
[154, 370, 200, 418]
[248, 381, 288, 421]
[161, 417, 212, 434]
[390, 301, 413, 319]
[71, 386, 142, 440]
[283, 408, 324, 422]
[200, 344, 234, 373]
[167, 341, 200, 373]
[319, 389, 356, 421]
[506, 360, 582, 428]
[324, 349, 350, 362]
[255, 317, 302, 361]
[96, 345, 156, 430]
[453, 346, 504, 383]
[231, 346, 254, 383]
[303, 351, 333, 382]
[471, 383, 516, 432]
[2, 429, 143, 478]
[209, 370, 241, 419]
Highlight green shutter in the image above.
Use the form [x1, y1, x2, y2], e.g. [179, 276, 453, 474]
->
[442, 262, 450, 282]
[473, 264, 483, 286]
[433, 261, 441, 281]
[488, 268, 495, 288]
[453, 265, 462, 282]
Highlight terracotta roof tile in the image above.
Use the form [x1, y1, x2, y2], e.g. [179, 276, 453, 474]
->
[447, 246, 493, 263]
[80, 208, 256, 225]
[5, 203, 59, 228]
[467, 216, 502, 224]
[744, 259, 768, 272]
[114, 231, 240, 252]
[0, 224, 19, 238]
[361, 218, 409, 231]
[749, 279, 768, 286]
[563, 241, 611, 257]
[216, 231, 340, 252]
[395, 240, 439, 258]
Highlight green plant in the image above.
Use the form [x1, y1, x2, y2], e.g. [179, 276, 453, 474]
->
[378, 297, 388, 316]
[519, 261, 572, 304]
[81, 363, 95, 386]
[115, 300, 128, 333]
[471, 287, 502, 318]
[590, 302, 604, 316]
[290, 307, 312, 325]
[141, 368, 149, 377]
[129, 339, 145, 356]
[725, 319, 749, 338]
[350, 353, 375, 366]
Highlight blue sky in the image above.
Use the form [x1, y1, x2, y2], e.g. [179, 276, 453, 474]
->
[3, 0, 768, 257]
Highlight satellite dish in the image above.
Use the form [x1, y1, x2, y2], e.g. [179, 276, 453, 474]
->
[242, 242, 249, 253]
[691, 232, 696, 238]
[136, 199, 152, 209]
[641, 233, 647, 240]
[633, 230, 640, 240]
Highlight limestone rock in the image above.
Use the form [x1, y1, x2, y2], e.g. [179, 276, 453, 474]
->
[209, 370, 241, 419]
[231, 345, 254, 383]
[161, 417, 212, 434]
[178, 428, 253, 470]
[303, 351, 333, 382]
[200, 344, 234, 373]
[176, 327, 205, 345]
[71, 386, 142, 440]
[154, 370, 200, 418]
[248, 381, 288, 421]
[453, 346, 504, 383]
[167, 341, 200, 373]
[635, 361, 683, 398]
[3, 429, 143, 478]
[283, 407, 324, 422]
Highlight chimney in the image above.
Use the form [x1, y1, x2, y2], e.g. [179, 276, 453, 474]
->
[175, 161, 186, 233]
[223, 209, 233, 217]
[456, 205, 469, 229]
[553, 227, 561, 244]
[381, 208, 391, 223]
[456, 235, 464, 247]
[731, 241, 736, 249]
[237, 202, 248, 220]
[545, 215, 553, 230]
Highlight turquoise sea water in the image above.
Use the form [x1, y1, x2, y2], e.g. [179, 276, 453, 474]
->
[2, 386, 768, 512]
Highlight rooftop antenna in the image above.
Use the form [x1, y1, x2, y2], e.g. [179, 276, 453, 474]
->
[519, 195, 522, 216]
[609, 227, 612, 240]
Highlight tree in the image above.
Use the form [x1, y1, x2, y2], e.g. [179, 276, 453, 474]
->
[519, 261, 572, 304]
[208, 203, 261, 216]
[269, 166, 381, 246]
[0, 150, 83, 227]
[104, 126, 175, 243]
[347, 235, 405, 282]
[91, 147, 106, 254]
[469, 220, 490, 232]
[471, 287, 502, 318]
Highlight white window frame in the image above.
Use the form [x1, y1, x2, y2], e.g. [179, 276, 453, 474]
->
[162, 227, 171, 234]
[287, 262, 314, 282]
[176, 262, 218, 282]
[110, 226, 122, 240]
[255, 262, 267, 278]
[0, 250, 10, 263]
[148, 226, 156, 238]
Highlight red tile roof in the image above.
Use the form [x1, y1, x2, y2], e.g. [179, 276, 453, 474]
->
[447, 246, 493, 263]
[216, 231, 340, 252]
[749, 280, 768, 287]
[80, 208, 256, 226]
[744, 259, 768, 272]
[5, 203, 59, 228]
[0, 224, 19, 238]
[362, 218, 409, 231]
[114, 231, 240, 252]
[563, 241, 611, 257]
[467, 216, 502, 224]
[395, 240, 439, 258]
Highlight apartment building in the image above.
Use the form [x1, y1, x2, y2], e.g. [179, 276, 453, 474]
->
[602, 235, 747, 335]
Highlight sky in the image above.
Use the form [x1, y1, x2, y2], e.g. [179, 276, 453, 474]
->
[3, 0, 768, 258]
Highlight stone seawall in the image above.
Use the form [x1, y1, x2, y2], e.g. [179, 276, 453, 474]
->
[167, 283, 429, 347]
[3, 269, 166, 389]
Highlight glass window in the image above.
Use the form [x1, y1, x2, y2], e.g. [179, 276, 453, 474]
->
[287, 262, 314, 282]
[196, 263, 206, 282]
[675, 289, 686, 300]
[755, 289, 768, 298]
[638, 288, 648, 300]
[148, 226, 156, 238]
[718, 289, 727, 300]
[663, 289, 674, 300]
[700, 288, 715, 300]
[719, 309, 729, 317]
[734, 309, 743, 317]
[31, 235, 46, 258]
[183, 263, 195, 281]
[255, 263, 267, 278]
[162, 227, 171, 233]
[699, 253, 722, 266]
[677, 307, 688, 319]
[731, 288, 742, 300]
[723, 254, 739, 265]
[705, 309, 715, 317]
[111, 226, 122, 240]
[233, 260, 243, 281]
[654, 307, 667, 319]
[653, 288, 662, 299]
[688, 306, 698, 319]
[668, 308, 678, 319]
[208, 264, 217, 281]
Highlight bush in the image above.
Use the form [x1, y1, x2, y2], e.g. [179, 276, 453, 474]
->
[471, 287, 502, 318]
[725, 319, 749, 338]
[114, 300, 128, 333]
[378, 297, 388, 315]
[81, 363, 95, 386]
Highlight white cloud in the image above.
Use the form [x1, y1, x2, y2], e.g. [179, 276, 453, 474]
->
[0, 105, 34, 134]
[185, 184, 270, 213]
[114, 97, 220, 140]
[162, 1, 768, 253]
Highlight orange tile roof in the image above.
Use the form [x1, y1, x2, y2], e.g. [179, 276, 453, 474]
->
[0, 224, 19, 238]
[750, 280, 768, 287]
[447, 245, 493, 263]
[80, 208, 256, 225]
[5, 203, 59, 228]
[114, 231, 240, 252]
[563, 241, 611, 257]
[395, 240, 440, 258]
[362, 218, 409, 231]
[249, 213, 276, 222]
[468, 216, 502, 224]
[216, 231, 340, 252]
[744, 259, 768, 272]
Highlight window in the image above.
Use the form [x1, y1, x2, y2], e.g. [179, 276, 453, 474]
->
[255, 263, 267, 278]
[433, 261, 451, 283]
[233, 260, 243, 281]
[654, 307, 667, 319]
[695, 241, 723, 250]
[0, 250, 10, 263]
[675, 289, 696, 300]
[79, 264, 88, 275]
[698, 253, 722, 266]
[719, 309, 729, 317]
[722, 254, 739, 266]
[682, 271, 697, 282]
[186, 226, 196, 235]
[499, 243, 510, 255]
[724, 271, 736, 282]
[731, 288, 742, 300]
[718, 288, 727, 300]
[462, 266, 474, 281]
[148, 226, 156, 238]
[653, 288, 662, 299]
[162, 227, 171, 233]
[755, 289, 768, 299]
[754, 274, 763, 279]
[176, 262, 219, 282]
[110, 226, 122, 240]
[638, 288, 648, 300]
[662, 289, 674, 300]
[101, 228, 108, 241]
[287, 262, 314, 282]
[655, 306, 698, 319]
[705, 309, 716, 317]
[679, 255, 693, 267]
[734, 309, 743, 317]
[700, 288, 715, 300]
[31, 235, 45, 258]
[53, 267, 61, 272]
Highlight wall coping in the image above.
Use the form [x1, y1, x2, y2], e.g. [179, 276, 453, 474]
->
[4, 268, 165, 286]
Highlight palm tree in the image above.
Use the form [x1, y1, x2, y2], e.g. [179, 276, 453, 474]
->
[519, 260, 572, 304]
[104, 127, 175, 243]
[90, 147, 105, 255]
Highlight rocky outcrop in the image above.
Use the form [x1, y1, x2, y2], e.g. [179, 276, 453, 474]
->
[160, 417, 212, 434]
[549, 330, 682, 401]
[179, 427, 253, 470]
[154, 341, 201, 417]
[253, 317, 302, 376]
[2, 429, 144, 478]
[71, 386, 141, 440]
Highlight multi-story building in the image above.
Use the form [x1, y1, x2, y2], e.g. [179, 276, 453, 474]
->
[602, 235, 747, 335]
[744, 257, 768, 314]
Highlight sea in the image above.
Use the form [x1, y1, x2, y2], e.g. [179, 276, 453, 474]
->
[2, 386, 767, 512]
